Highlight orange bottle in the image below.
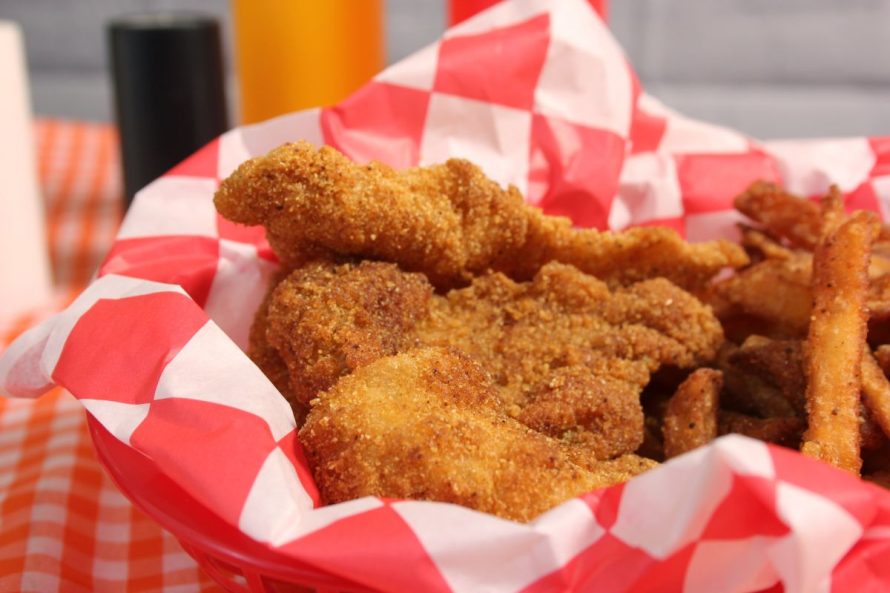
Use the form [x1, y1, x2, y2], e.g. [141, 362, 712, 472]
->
[232, 1, 384, 124]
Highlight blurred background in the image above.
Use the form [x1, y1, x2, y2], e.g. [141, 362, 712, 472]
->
[3, 0, 890, 313]
[4, 0, 890, 139]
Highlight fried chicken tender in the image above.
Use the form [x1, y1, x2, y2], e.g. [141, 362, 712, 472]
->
[267, 260, 723, 458]
[215, 141, 746, 289]
[299, 348, 656, 522]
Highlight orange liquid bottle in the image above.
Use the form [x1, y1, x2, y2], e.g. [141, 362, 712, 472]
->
[232, 1, 384, 124]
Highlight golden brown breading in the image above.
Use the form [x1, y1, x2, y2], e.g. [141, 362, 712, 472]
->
[518, 366, 644, 461]
[248, 271, 309, 423]
[299, 348, 656, 522]
[266, 260, 723, 460]
[265, 261, 433, 406]
[215, 141, 746, 289]
[417, 262, 724, 403]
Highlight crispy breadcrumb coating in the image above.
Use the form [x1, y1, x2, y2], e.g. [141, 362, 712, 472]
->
[247, 271, 308, 423]
[300, 348, 656, 522]
[264, 260, 723, 462]
[265, 261, 432, 407]
[215, 141, 746, 289]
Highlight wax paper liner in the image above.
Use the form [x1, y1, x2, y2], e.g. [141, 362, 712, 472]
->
[4, 0, 890, 591]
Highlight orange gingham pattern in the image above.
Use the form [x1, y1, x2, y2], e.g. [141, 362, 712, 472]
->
[0, 120, 222, 593]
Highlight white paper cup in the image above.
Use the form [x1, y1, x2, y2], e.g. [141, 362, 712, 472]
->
[0, 21, 52, 317]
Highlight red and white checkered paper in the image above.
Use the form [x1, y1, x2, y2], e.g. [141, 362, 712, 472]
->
[5, 0, 890, 591]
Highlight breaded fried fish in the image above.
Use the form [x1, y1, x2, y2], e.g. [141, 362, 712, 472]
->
[265, 260, 723, 460]
[300, 348, 656, 522]
[215, 141, 746, 289]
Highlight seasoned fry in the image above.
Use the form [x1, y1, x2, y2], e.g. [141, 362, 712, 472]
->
[712, 254, 812, 338]
[729, 336, 806, 414]
[734, 181, 823, 249]
[874, 345, 890, 376]
[801, 211, 878, 474]
[868, 274, 890, 319]
[861, 351, 890, 439]
[818, 186, 846, 236]
[868, 242, 890, 278]
[718, 411, 804, 448]
[738, 224, 794, 261]
[663, 369, 722, 459]
[717, 342, 796, 418]
[860, 405, 888, 452]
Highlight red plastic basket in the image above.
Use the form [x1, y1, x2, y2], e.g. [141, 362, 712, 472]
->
[87, 415, 374, 593]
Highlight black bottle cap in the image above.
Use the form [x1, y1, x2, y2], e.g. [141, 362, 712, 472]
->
[109, 13, 228, 207]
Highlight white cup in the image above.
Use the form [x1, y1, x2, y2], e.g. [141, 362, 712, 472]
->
[0, 21, 52, 318]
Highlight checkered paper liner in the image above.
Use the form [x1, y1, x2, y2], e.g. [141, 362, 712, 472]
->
[4, 0, 890, 591]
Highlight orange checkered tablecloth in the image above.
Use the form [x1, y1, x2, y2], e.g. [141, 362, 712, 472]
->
[0, 120, 222, 593]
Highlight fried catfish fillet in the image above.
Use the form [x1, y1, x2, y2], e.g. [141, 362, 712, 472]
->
[248, 272, 305, 421]
[418, 262, 723, 396]
[267, 260, 723, 458]
[215, 141, 746, 289]
[299, 347, 656, 522]
[264, 261, 433, 407]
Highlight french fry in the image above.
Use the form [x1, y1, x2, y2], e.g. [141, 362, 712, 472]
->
[860, 351, 890, 439]
[874, 345, 890, 376]
[817, 186, 845, 236]
[800, 211, 878, 474]
[868, 274, 890, 320]
[860, 404, 888, 452]
[717, 342, 796, 418]
[663, 369, 722, 459]
[738, 224, 793, 262]
[718, 411, 804, 448]
[869, 242, 890, 278]
[734, 181, 824, 249]
[729, 336, 806, 414]
[713, 254, 813, 339]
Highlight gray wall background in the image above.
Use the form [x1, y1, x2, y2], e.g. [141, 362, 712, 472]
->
[2, 0, 889, 139]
